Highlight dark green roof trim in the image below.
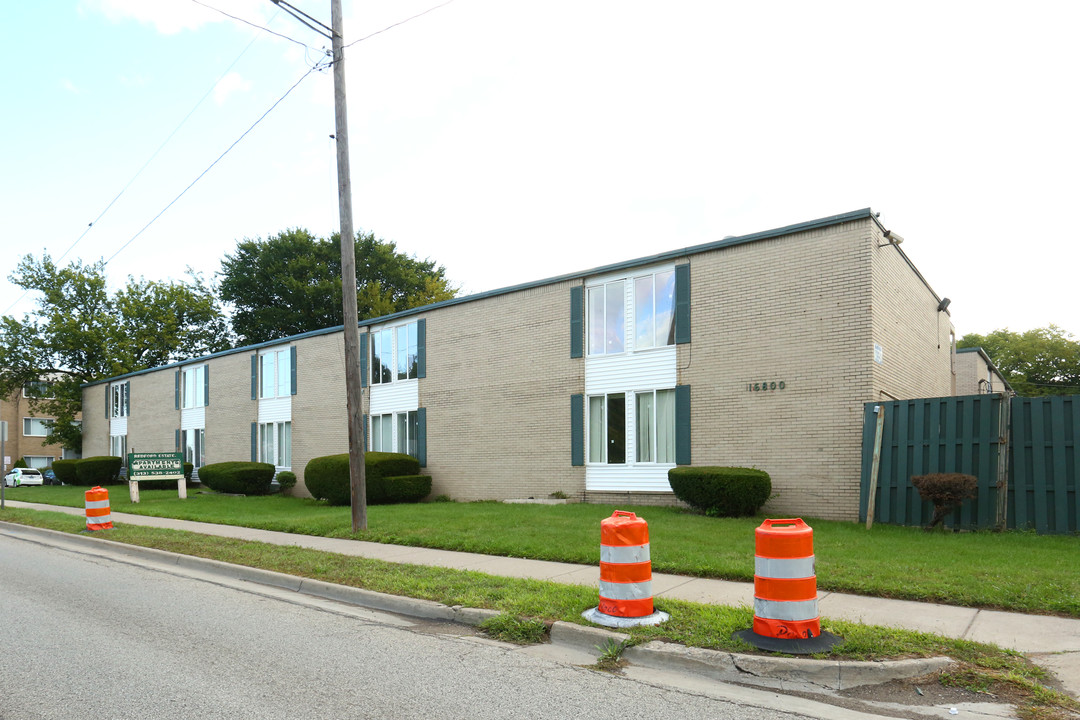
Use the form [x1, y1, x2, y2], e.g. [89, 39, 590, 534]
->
[86, 208, 882, 388]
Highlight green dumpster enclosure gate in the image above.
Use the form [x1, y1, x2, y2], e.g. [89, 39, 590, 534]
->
[860, 394, 1080, 534]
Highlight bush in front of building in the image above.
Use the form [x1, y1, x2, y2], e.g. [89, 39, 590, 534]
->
[911, 472, 978, 531]
[275, 471, 297, 493]
[52, 459, 79, 485]
[198, 462, 276, 495]
[305, 452, 432, 506]
[74, 456, 124, 486]
[668, 466, 772, 517]
[13, 458, 28, 469]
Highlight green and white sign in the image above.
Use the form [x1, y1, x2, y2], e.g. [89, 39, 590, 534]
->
[126, 452, 186, 503]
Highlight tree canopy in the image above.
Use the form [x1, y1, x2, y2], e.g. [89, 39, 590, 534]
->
[0, 254, 231, 451]
[218, 229, 458, 346]
[958, 325, 1080, 396]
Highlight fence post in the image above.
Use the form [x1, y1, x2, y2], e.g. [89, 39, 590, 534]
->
[995, 393, 1010, 531]
[865, 405, 885, 530]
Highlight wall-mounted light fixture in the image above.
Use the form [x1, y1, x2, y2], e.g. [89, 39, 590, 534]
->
[937, 297, 951, 312]
[877, 230, 905, 247]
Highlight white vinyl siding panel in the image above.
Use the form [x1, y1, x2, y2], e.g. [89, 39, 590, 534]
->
[180, 406, 205, 431]
[585, 346, 676, 395]
[370, 379, 419, 416]
[258, 397, 292, 424]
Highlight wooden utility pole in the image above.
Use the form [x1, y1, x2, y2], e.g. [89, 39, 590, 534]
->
[330, 0, 367, 532]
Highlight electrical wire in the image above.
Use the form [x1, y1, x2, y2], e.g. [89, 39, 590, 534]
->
[104, 61, 329, 267]
[343, 0, 456, 49]
[189, 0, 314, 51]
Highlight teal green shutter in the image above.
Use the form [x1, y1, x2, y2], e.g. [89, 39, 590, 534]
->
[175, 429, 181, 452]
[675, 264, 691, 344]
[290, 346, 297, 395]
[570, 286, 583, 358]
[105, 385, 109, 418]
[124, 382, 130, 415]
[417, 319, 426, 379]
[417, 407, 427, 468]
[250, 354, 258, 400]
[570, 394, 584, 466]
[250, 423, 257, 462]
[360, 333, 369, 388]
[204, 365, 210, 406]
[175, 370, 180, 410]
[675, 385, 691, 465]
[363, 414, 369, 450]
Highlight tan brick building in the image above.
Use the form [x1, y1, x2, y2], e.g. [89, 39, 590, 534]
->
[1, 383, 79, 475]
[82, 209, 978, 520]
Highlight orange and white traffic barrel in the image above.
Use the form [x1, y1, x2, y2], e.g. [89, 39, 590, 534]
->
[582, 510, 669, 628]
[85, 486, 113, 531]
[735, 518, 840, 653]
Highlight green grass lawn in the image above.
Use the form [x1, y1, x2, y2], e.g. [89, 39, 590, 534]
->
[4, 484, 1078, 616]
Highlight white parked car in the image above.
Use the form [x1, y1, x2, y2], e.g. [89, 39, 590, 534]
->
[4, 468, 44, 487]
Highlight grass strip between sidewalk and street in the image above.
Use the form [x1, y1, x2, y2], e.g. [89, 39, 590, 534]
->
[4, 485, 1079, 617]
[2, 506, 1077, 720]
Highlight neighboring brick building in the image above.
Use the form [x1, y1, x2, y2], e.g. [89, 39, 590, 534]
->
[1, 383, 79, 475]
[81, 208, 973, 520]
[954, 347, 1012, 396]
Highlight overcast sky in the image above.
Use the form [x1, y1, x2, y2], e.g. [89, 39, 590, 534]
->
[2, 0, 1078, 342]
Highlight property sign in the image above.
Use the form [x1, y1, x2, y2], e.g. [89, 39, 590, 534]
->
[126, 452, 187, 503]
[128, 452, 184, 480]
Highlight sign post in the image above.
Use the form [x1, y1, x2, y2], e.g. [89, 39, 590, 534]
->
[126, 452, 186, 503]
[1, 421, 7, 510]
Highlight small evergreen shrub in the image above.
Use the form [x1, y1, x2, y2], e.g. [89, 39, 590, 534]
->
[305, 452, 431, 506]
[199, 462, 275, 495]
[911, 473, 978, 531]
[74, 456, 124, 486]
[13, 458, 28, 469]
[184, 463, 194, 482]
[668, 466, 771, 517]
[276, 471, 297, 493]
[52, 459, 79, 485]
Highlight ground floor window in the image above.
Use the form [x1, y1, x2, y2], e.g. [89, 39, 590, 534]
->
[24, 456, 54, 470]
[258, 422, 291, 468]
[182, 428, 206, 469]
[371, 411, 419, 458]
[110, 434, 127, 459]
[588, 388, 674, 465]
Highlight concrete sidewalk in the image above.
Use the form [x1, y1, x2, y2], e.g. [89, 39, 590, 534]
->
[6, 499, 1079, 698]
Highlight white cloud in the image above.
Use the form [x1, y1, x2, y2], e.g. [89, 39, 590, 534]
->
[79, 0, 270, 35]
[213, 71, 252, 105]
[61, 79, 80, 94]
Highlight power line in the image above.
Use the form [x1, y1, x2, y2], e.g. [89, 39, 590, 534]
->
[104, 61, 328, 267]
[189, 0, 315, 51]
[344, 0, 457, 49]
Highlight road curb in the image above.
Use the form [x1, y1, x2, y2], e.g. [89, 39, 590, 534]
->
[0, 521, 954, 691]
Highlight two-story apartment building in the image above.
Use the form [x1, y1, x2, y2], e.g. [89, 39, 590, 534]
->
[1, 381, 80, 474]
[82, 209, 963, 520]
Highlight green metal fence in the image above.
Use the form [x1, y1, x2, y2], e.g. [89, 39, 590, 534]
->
[860, 394, 1080, 533]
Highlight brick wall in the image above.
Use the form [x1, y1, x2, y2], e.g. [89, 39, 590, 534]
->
[292, 333, 349, 495]
[127, 371, 179, 455]
[204, 351, 258, 467]
[82, 386, 108, 458]
[0, 391, 76, 471]
[422, 280, 586, 499]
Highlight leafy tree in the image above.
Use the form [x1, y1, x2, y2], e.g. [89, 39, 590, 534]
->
[958, 325, 1080, 396]
[0, 254, 231, 451]
[218, 228, 457, 345]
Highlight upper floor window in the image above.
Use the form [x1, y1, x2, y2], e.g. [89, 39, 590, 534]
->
[23, 381, 54, 399]
[588, 281, 625, 355]
[260, 348, 292, 399]
[372, 321, 419, 385]
[182, 365, 207, 409]
[111, 382, 129, 418]
[634, 270, 676, 350]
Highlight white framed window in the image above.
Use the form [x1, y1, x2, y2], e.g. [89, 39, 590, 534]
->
[370, 411, 419, 457]
[110, 434, 127, 459]
[371, 414, 393, 451]
[110, 382, 129, 418]
[260, 348, 292, 399]
[588, 388, 676, 465]
[635, 388, 676, 464]
[24, 456, 54, 469]
[258, 422, 291, 468]
[633, 270, 676, 350]
[23, 417, 50, 437]
[182, 365, 207, 409]
[181, 428, 206, 469]
[23, 381, 54, 399]
[587, 280, 626, 355]
[371, 322, 419, 385]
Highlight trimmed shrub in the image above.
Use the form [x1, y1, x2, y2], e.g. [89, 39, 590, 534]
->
[911, 473, 977, 531]
[305, 452, 431, 506]
[184, 463, 194, 482]
[74, 456, 124, 486]
[276, 471, 297, 493]
[199, 462, 275, 495]
[668, 466, 771, 517]
[13, 458, 28, 469]
[52, 459, 79, 485]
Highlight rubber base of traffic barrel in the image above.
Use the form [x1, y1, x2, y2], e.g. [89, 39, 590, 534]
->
[732, 628, 843, 655]
[582, 607, 670, 628]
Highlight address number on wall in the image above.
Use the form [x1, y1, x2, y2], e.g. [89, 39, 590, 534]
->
[747, 381, 786, 392]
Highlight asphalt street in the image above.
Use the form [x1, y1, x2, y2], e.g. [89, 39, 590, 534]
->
[0, 533, 823, 720]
